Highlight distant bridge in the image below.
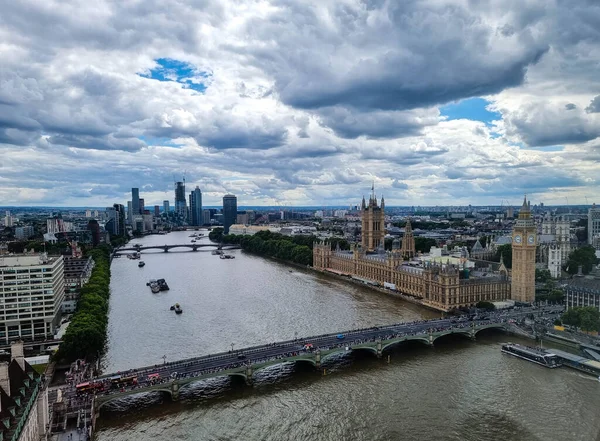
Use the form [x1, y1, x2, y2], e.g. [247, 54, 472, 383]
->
[113, 243, 241, 253]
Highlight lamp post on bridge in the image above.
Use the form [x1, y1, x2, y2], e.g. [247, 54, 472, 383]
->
[162, 355, 167, 365]
[294, 331, 298, 341]
[231, 343, 234, 353]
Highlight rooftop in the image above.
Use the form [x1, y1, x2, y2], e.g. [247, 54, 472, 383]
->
[0, 254, 61, 268]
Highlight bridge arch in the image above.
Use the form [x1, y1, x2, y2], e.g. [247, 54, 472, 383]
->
[473, 324, 506, 336]
[381, 337, 431, 353]
[95, 388, 172, 411]
[432, 330, 472, 344]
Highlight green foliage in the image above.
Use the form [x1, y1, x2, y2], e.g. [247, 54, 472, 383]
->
[208, 227, 224, 243]
[553, 318, 562, 326]
[414, 237, 437, 253]
[476, 301, 496, 311]
[565, 246, 599, 275]
[495, 244, 512, 269]
[55, 245, 112, 362]
[537, 288, 564, 304]
[535, 268, 552, 283]
[561, 307, 600, 332]
[219, 230, 316, 266]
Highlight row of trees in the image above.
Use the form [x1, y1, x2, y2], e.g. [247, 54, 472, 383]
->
[215, 229, 314, 266]
[560, 307, 600, 332]
[56, 244, 112, 362]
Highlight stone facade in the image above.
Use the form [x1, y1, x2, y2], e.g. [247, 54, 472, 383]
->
[313, 243, 510, 312]
[360, 189, 385, 252]
[400, 219, 415, 259]
[511, 196, 537, 303]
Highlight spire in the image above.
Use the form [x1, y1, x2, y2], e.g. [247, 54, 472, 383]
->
[521, 194, 528, 210]
[371, 180, 375, 202]
[362, 195, 366, 210]
[381, 195, 385, 209]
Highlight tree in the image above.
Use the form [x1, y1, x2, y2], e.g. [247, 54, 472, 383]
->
[476, 301, 496, 311]
[535, 268, 552, 283]
[495, 244, 512, 268]
[414, 237, 437, 253]
[561, 307, 600, 331]
[561, 308, 581, 328]
[565, 246, 599, 275]
[548, 289, 564, 304]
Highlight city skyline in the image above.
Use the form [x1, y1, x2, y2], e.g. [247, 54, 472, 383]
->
[1, 2, 600, 207]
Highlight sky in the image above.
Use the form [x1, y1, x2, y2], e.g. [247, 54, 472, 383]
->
[1, 0, 600, 208]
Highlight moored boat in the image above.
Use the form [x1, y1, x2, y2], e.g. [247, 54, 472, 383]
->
[138, 261, 145, 267]
[501, 343, 561, 368]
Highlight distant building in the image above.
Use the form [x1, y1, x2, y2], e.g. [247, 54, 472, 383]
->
[361, 186, 385, 251]
[189, 186, 203, 226]
[154, 205, 160, 217]
[0, 254, 65, 342]
[175, 181, 187, 222]
[236, 212, 249, 225]
[202, 209, 211, 226]
[223, 194, 238, 234]
[400, 219, 415, 259]
[105, 204, 125, 236]
[85, 210, 92, 218]
[139, 198, 145, 215]
[0, 341, 48, 441]
[589, 204, 600, 249]
[132, 188, 140, 215]
[163, 200, 170, 214]
[62, 256, 94, 313]
[229, 224, 280, 236]
[565, 277, 600, 312]
[511, 196, 537, 303]
[15, 226, 35, 240]
[127, 201, 133, 225]
[87, 220, 101, 246]
[46, 217, 72, 235]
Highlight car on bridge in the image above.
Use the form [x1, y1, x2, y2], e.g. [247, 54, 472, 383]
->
[336, 334, 345, 340]
[237, 354, 247, 360]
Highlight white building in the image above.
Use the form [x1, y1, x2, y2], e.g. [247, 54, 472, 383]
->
[0, 254, 65, 343]
[589, 204, 600, 249]
[15, 226, 35, 240]
[228, 224, 281, 236]
[46, 218, 73, 234]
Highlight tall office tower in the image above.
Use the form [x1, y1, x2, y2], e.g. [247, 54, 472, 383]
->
[175, 181, 187, 221]
[189, 186, 203, 226]
[0, 254, 65, 342]
[222, 194, 238, 234]
[588, 203, 600, 249]
[361, 185, 385, 251]
[132, 188, 140, 214]
[127, 201, 133, 225]
[154, 205, 160, 217]
[139, 198, 145, 214]
[511, 196, 537, 303]
[105, 204, 125, 236]
[163, 200, 170, 215]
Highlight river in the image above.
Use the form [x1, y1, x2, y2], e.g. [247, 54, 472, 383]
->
[96, 231, 600, 441]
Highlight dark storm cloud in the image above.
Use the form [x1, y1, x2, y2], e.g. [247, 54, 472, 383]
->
[565, 103, 577, 110]
[316, 107, 438, 139]
[244, 1, 548, 113]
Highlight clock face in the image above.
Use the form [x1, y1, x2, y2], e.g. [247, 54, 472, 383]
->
[528, 234, 535, 244]
[514, 234, 522, 244]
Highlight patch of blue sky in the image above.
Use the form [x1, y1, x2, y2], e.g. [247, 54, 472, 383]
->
[139, 58, 210, 92]
[138, 136, 183, 147]
[440, 97, 501, 125]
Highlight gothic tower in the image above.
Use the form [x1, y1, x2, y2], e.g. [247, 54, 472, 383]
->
[361, 184, 385, 252]
[511, 195, 537, 303]
[400, 218, 415, 259]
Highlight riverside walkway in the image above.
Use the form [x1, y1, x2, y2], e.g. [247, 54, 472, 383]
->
[89, 306, 562, 410]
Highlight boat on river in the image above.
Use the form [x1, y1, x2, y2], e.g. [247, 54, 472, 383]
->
[138, 261, 145, 267]
[170, 303, 183, 314]
[147, 279, 160, 293]
[501, 343, 561, 368]
[212, 250, 224, 255]
[220, 254, 235, 259]
[156, 279, 170, 291]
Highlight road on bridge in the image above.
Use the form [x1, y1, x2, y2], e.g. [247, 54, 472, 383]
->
[86, 305, 562, 404]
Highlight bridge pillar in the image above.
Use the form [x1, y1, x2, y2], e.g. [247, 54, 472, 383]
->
[315, 350, 321, 368]
[163, 247, 169, 252]
[376, 340, 383, 358]
[192, 246, 198, 252]
[470, 328, 476, 341]
[428, 331, 434, 346]
[245, 366, 254, 386]
[171, 380, 180, 401]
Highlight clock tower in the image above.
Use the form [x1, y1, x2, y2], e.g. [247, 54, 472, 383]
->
[511, 195, 537, 303]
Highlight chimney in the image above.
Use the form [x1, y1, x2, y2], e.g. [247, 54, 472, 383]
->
[577, 265, 584, 277]
[0, 362, 9, 395]
[11, 341, 25, 371]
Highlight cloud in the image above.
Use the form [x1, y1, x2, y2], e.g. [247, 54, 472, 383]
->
[0, 0, 599, 206]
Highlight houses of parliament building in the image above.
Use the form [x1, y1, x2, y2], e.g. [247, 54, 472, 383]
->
[313, 191, 536, 312]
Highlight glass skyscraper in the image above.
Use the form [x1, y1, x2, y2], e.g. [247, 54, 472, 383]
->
[222, 194, 237, 234]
